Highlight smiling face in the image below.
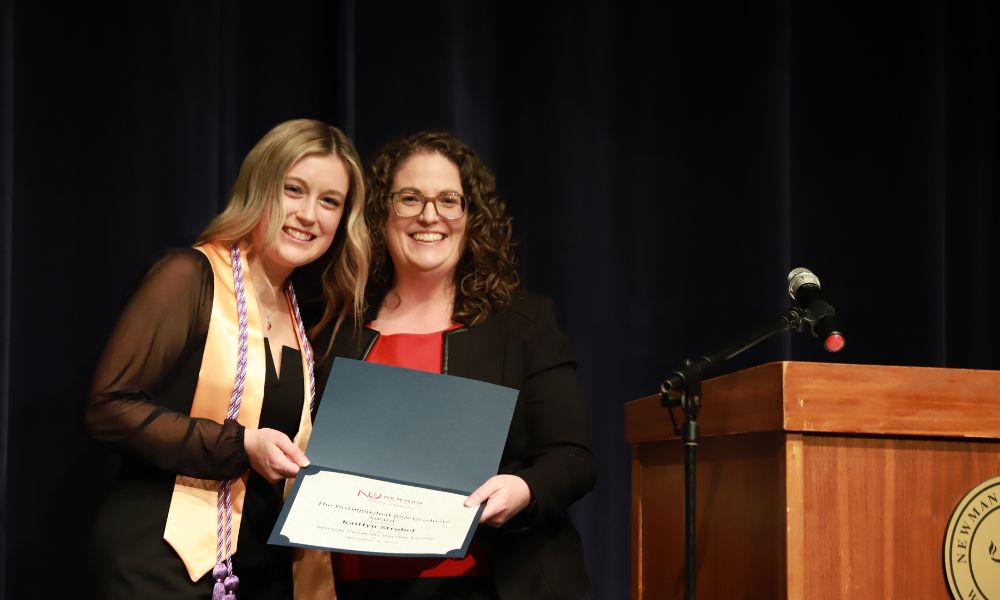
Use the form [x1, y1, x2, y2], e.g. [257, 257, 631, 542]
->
[385, 151, 467, 282]
[253, 152, 349, 280]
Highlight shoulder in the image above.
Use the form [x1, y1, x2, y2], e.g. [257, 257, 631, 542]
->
[135, 248, 214, 310]
[472, 291, 567, 345]
[106, 248, 215, 339]
[146, 247, 213, 283]
[491, 290, 558, 327]
[484, 290, 576, 375]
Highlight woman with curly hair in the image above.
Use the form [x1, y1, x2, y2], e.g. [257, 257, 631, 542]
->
[317, 131, 595, 600]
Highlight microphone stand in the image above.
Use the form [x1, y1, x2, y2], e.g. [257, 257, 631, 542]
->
[660, 304, 824, 600]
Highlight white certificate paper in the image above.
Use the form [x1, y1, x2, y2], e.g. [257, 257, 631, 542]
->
[273, 467, 484, 557]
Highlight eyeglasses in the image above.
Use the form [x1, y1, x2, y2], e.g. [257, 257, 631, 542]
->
[388, 191, 468, 220]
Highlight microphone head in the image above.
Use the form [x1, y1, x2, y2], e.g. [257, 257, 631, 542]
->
[788, 267, 821, 299]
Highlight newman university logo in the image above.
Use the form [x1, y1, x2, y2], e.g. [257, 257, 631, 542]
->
[945, 477, 1000, 599]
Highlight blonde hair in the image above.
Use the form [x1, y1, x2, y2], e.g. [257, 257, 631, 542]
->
[198, 119, 370, 352]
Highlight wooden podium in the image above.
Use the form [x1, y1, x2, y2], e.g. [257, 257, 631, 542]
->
[625, 362, 1000, 599]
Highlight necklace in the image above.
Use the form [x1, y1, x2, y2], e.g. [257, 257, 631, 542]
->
[256, 274, 282, 331]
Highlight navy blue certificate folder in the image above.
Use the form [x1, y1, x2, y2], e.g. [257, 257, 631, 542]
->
[268, 358, 518, 555]
[307, 357, 518, 493]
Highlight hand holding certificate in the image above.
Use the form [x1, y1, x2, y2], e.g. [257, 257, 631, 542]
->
[269, 358, 518, 558]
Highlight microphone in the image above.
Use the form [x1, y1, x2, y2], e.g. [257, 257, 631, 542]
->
[787, 268, 845, 352]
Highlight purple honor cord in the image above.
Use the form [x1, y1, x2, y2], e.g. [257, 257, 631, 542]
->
[213, 243, 316, 599]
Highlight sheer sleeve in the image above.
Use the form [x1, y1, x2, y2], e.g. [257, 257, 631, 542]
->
[85, 249, 250, 480]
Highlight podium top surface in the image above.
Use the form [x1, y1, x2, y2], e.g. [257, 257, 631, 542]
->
[625, 361, 1000, 443]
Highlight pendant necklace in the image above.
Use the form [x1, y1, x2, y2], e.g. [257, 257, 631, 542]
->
[257, 274, 281, 331]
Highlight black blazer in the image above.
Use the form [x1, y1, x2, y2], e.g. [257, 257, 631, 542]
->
[316, 291, 595, 600]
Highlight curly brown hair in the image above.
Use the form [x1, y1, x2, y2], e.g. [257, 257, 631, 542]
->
[365, 132, 519, 326]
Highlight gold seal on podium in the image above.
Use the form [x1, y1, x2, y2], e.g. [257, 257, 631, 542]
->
[945, 477, 1000, 599]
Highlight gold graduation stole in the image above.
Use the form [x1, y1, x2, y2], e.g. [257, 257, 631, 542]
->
[159, 242, 332, 597]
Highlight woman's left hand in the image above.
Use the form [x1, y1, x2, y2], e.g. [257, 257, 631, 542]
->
[465, 474, 533, 527]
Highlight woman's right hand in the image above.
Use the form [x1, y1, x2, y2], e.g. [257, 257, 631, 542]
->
[244, 427, 310, 483]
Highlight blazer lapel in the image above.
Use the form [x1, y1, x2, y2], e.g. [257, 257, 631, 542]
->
[333, 324, 379, 360]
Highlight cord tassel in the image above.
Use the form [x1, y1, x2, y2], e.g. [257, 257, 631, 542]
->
[212, 563, 228, 600]
[224, 572, 240, 599]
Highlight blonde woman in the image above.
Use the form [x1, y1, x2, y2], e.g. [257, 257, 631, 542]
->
[86, 119, 368, 599]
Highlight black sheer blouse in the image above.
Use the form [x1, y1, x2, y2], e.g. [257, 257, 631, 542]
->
[86, 248, 303, 599]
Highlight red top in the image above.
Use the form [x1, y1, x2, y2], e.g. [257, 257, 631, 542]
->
[331, 326, 491, 581]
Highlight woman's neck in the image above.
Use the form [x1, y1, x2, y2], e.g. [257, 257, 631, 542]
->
[373, 273, 456, 335]
[248, 253, 292, 325]
[249, 253, 291, 292]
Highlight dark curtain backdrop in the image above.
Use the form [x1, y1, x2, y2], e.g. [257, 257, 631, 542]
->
[2, 1, 998, 598]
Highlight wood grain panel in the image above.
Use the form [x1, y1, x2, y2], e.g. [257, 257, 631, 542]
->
[783, 363, 1000, 438]
[799, 435, 1000, 599]
[785, 434, 805, 600]
[625, 362, 1000, 443]
[624, 362, 786, 443]
[631, 446, 643, 600]
[632, 432, 787, 599]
